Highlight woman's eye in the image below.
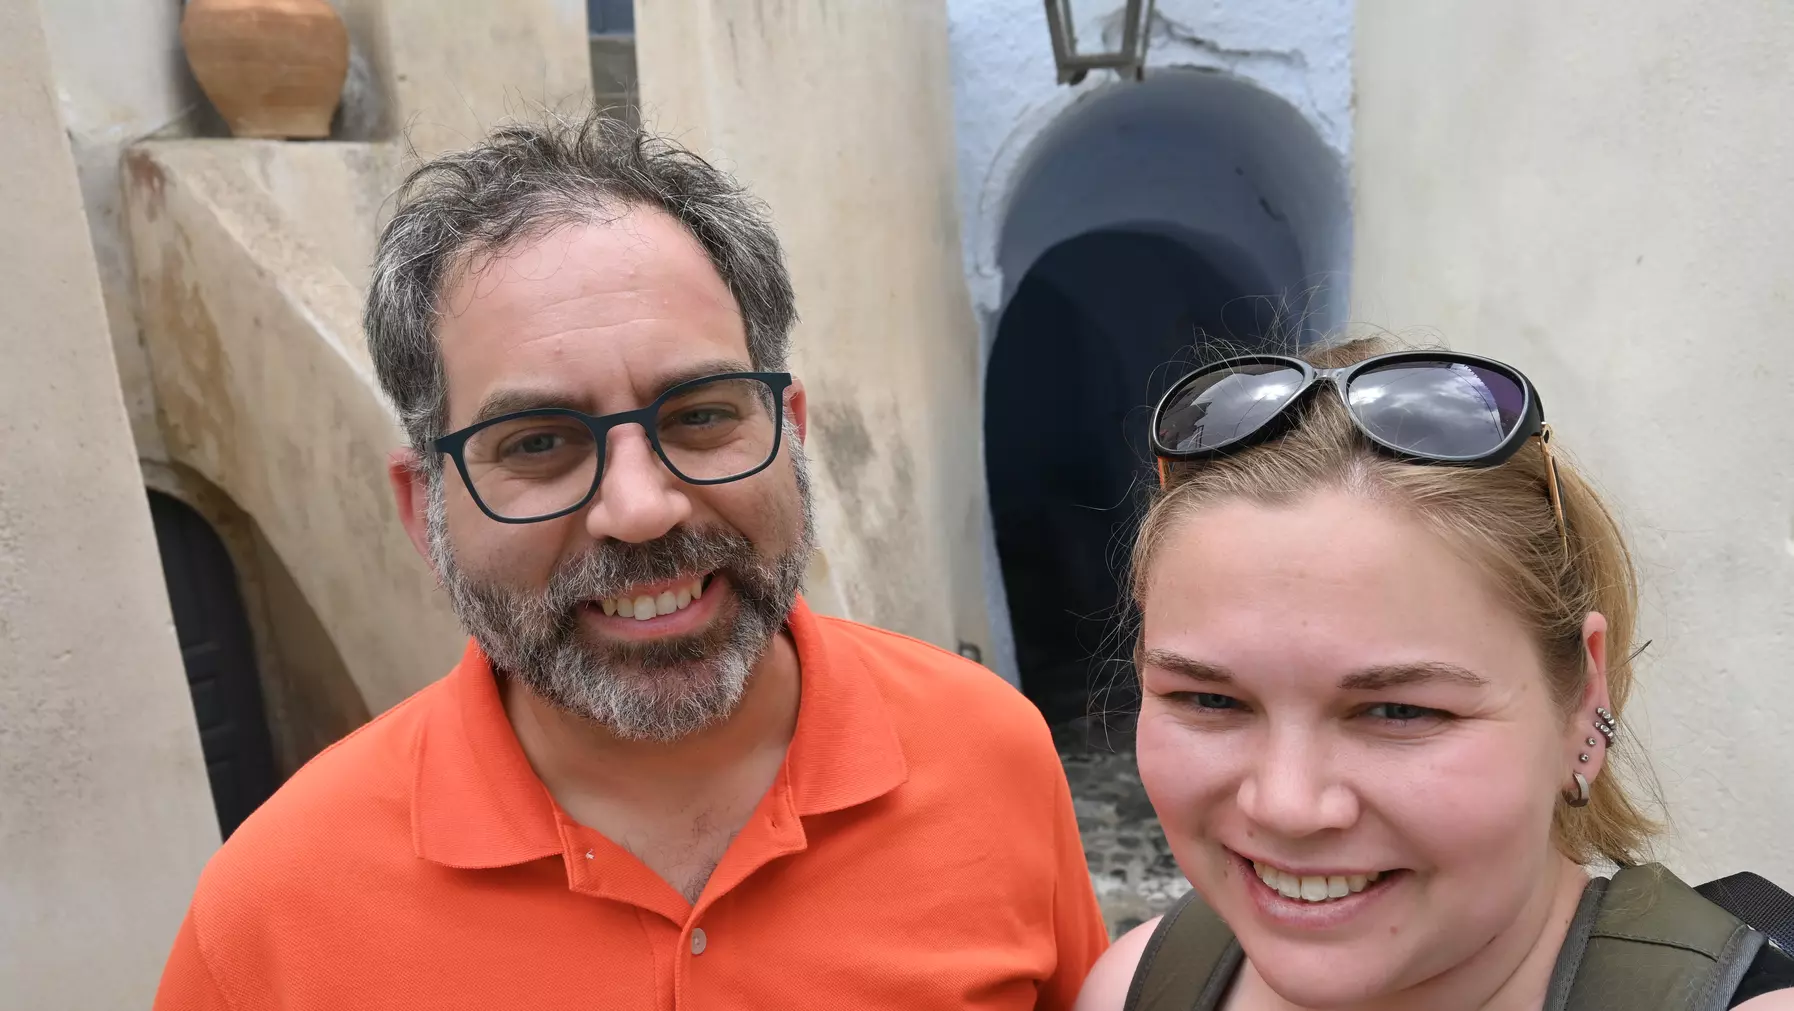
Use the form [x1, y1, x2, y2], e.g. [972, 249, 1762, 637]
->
[1364, 702, 1441, 723]
[1189, 692, 1241, 711]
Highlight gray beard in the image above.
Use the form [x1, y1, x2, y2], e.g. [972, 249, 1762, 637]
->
[426, 435, 814, 742]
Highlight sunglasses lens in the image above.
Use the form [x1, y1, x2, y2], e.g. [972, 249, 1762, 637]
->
[1155, 363, 1307, 453]
[1347, 360, 1526, 458]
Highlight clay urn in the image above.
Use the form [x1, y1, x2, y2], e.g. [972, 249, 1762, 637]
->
[180, 0, 350, 139]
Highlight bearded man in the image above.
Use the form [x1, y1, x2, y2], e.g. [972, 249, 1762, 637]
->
[153, 113, 1108, 1010]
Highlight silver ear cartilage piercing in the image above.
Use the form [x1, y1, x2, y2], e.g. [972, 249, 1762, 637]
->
[1593, 707, 1617, 745]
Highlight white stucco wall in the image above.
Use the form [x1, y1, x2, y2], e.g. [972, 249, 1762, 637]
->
[948, 0, 1354, 683]
[1353, 1, 1794, 883]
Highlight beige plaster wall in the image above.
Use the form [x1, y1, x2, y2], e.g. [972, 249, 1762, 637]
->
[125, 141, 467, 714]
[0, 1, 219, 1004]
[350, 0, 592, 158]
[636, 0, 994, 657]
[37, 0, 206, 462]
[1352, 1, 1794, 883]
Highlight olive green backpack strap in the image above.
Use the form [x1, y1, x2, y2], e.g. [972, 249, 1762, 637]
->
[1122, 889, 1243, 1011]
[1547, 863, 1766, 1011]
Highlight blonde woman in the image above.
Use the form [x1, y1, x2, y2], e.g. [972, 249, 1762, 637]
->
[1075, 339, 1794, 1010]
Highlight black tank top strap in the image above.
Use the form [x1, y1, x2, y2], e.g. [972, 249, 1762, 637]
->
[1122, 889, 1242, 1011]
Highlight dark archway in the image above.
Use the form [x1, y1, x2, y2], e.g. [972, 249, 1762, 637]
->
[985, 228, 1271, 728]
[149, 490, 280, 838]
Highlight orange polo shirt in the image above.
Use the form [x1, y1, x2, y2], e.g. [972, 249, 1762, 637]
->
[154, 599, 1108, 1010]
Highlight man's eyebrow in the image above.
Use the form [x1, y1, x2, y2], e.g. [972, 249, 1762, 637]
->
[651, 358, 756, 397]
[1138, 649, 1234, 684]
[465, 358, 756, 428]
[469, 387, 593, 426]
[1338, 663, 1489, 691]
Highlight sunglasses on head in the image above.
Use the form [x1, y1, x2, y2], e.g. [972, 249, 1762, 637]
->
[1149, 350, 1567, 549]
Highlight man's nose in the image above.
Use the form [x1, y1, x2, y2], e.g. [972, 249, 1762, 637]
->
[583, 424, 693, 544]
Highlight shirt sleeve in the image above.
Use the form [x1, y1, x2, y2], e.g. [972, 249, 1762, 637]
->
[1035, 767, 1111, 1011]
[154, 907, 237, 1011]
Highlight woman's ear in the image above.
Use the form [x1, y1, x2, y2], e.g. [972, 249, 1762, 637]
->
[1582, 611, 1609, 701]
[1570, 611, 1612, 782]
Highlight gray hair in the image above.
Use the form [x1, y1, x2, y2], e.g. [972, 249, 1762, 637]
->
[364, 111, 797, 468]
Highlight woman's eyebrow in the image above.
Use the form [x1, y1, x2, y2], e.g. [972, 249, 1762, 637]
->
[1139, 652, 1488, 691]
[1139, 649, 1234, 684]
[1338, 663, 1489, 691]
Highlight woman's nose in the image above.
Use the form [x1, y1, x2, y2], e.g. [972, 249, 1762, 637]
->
[1235, 729, 1361, 838]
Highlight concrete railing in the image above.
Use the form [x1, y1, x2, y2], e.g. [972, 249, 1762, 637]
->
[124, 140, 465, 715]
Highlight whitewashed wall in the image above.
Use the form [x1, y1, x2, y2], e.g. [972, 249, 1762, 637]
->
[1353, 1, 1794, 883]
[947, 0, 1354, 322]
[946, 0, 1356, 682]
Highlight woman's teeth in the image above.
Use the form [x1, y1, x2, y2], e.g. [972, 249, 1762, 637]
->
[1252, 860, 1383, 903]
[598, 577, 707, 620]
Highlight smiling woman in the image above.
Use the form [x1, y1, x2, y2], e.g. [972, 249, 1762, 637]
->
[1072, 335, 1794, 1010]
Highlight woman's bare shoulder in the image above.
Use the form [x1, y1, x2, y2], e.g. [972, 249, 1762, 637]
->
[1735, 991, 1794, 1011]
[1071, 916, 1163, 1011]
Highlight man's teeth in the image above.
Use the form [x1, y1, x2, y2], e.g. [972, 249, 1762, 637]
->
[1252, 861, 1384, 903]
[597, 578, 707, 620]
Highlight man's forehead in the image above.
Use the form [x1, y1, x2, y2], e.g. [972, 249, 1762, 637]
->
[434, 211, 754, 426]
[443, 208, 735, 314]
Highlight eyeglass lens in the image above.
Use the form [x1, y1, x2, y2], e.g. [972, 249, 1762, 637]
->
[1345, 360, 1524, 458]
[1155, 363, 1307, 454]
[458, 376, 781, 521]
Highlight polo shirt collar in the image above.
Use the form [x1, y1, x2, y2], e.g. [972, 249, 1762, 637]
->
[782, 598, 910, 816]
[412, 597, 909, 869]
[411, 640, 562, 868]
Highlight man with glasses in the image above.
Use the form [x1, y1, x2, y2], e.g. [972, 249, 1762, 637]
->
[153, 113, 1109, 1010]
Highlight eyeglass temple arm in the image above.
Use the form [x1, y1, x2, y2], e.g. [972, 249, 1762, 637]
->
[1539, 424, 1569, 556]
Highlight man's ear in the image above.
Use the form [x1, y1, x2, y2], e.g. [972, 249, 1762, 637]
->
[786, 376, 807, 443]
[388, 448, 435, 569]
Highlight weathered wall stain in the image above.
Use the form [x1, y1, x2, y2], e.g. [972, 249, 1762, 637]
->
[810, 398, 929, 635]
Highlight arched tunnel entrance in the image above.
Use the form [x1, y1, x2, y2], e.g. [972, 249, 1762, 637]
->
[985, 228, 1274, 726]
[982, 70, 1350, 732]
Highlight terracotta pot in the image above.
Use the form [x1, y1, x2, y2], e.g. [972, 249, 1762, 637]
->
[180, 0, 349, 139]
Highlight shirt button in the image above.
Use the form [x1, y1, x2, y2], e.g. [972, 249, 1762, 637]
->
[690, 928, 708, 955]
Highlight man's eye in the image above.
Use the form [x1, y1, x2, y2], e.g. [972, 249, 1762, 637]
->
[505, 432, 562, 456]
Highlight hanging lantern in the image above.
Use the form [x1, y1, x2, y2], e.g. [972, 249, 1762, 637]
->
[1042, 0, 1156, 85]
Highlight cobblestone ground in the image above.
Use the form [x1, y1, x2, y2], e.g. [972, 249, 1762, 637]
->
[1055, 722, 1192, 939]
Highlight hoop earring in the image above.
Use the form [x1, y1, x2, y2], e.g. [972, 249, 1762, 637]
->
[1563, 772, 1590, 808]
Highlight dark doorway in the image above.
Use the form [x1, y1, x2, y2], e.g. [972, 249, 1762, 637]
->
[985, 228, 1270, 730]
[149, 491, 279, 838]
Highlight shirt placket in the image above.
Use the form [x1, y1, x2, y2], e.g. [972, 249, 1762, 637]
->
[671, 773, 809, 1009]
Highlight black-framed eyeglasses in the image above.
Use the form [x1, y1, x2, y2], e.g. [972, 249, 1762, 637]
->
[1149, 351, 1567, 549]
[434, 371, 793, 524]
